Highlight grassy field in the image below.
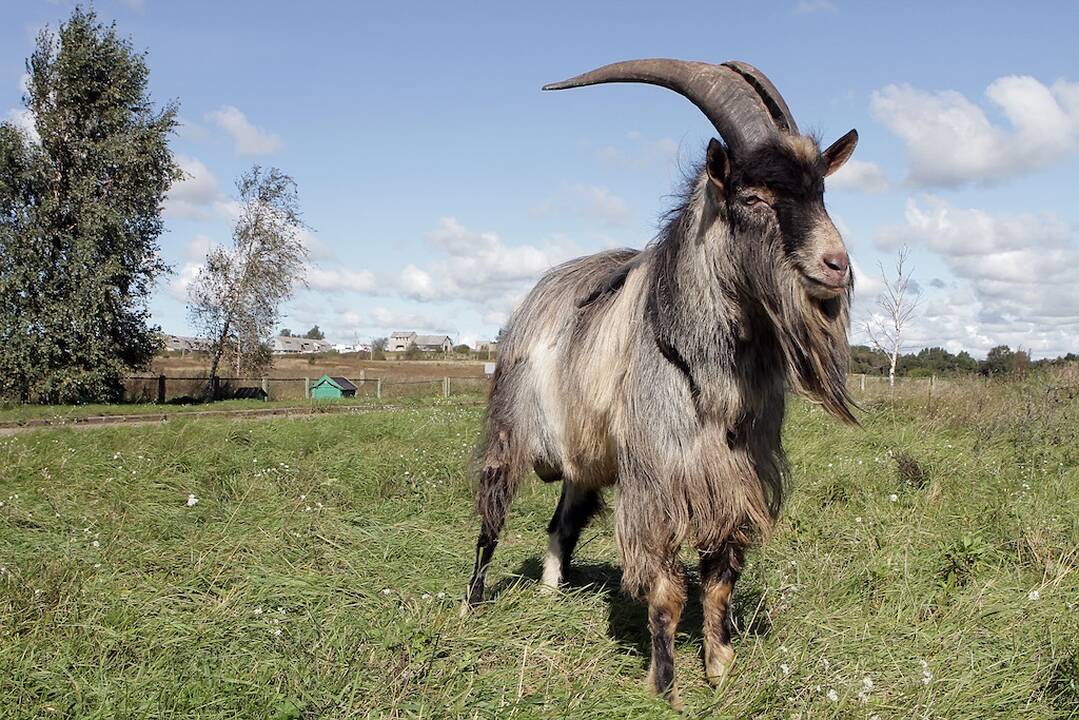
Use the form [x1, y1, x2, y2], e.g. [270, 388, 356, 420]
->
[0, 394, 485, 427]
[0, 370, 1076, 718]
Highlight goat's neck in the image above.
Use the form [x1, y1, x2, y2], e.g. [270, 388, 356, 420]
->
[649, 176, 783, 420]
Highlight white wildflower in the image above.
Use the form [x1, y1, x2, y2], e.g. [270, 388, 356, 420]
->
[254, 607, 263, 615]
[826, 688, 838, 702]
[858, 675, 874, 703]
[436, 592, 445, 599]
[1028, 590, 1040, 601]
[780, 663, 790, 676]
[382, 588, 392, 596]
[889, 494, 898, 502]
[421, 593, 431, 600]
[274, 628, 282, 637]
[920, 659, 933, 685]
[186, 494, 199, 507]
[91, 540, 99, 548]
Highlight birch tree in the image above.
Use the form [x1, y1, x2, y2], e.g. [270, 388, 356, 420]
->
[865, 246, 919, 387]
[187, 166, 306, 400]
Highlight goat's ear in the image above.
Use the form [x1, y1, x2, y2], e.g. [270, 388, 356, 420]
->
[706, 138, 729, 193]
[822, 129, 858, 176]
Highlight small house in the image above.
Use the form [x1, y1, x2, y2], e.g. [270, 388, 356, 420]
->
[273, 335, 332, 354]
[310, 375, 357, 399]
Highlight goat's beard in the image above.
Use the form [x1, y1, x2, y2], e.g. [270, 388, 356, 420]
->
[754, 260, 856, 424]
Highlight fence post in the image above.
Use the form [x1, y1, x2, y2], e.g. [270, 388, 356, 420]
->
[157, 374, 166, 404]
[860, 373, 866, 392]
[261, 376, 269, 401]
[443, 376, 450, 398]
[360, 369, 366, 383]
[376, 378, 382, 400]
[304, 376, 310, 399]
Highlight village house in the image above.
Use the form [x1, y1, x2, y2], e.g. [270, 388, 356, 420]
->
[272, 335, 332, 354]
[388, 331, 453, 353]
[161, 334, 210, 353]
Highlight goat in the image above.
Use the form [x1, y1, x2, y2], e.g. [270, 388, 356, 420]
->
[462, 59, 859, 705]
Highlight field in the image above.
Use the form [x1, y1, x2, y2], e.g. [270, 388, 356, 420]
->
[0, 370, 1077, 718]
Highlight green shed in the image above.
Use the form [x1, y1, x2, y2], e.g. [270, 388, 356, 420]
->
[310, 375, 357, 399]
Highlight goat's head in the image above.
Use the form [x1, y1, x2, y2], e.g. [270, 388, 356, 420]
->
[545, 59, 858, 420]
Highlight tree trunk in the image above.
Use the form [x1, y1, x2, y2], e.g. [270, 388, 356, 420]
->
[205, 319, 231, 402]
[888, 349, 898, 388]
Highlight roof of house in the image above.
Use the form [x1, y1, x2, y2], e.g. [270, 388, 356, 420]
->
[413, 334, 452, 346]
[312, 374, 357, 392]
[273, 335, 330, 352]
[162, 334, 210, 351]
[389, 331, 416, 339]
[331, 376, 357, 391]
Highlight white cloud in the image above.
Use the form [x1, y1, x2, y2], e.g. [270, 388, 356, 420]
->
[169, 262, 203, 302]
[165, 155, 221, 220]
[871, 75, 1079, 186]
[400, 264, 437, 301]
[794, 0, 837, 13]
[184, 233, 215, 261]
[176, 116, 209, 142]
[827, 159, 889, 193]
[532, 184, 632, 226]
[399, 217, 579, 320]
[297, 229, 334, 261]
[5, 107, 38, 143]
[873, 195, 1079, 357]
[305, 265, 377, 293]
[594, 133, 680, 169]
[207, 106, 283, 155]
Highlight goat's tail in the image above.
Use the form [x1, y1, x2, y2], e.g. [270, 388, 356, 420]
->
[463, 419, 526, 612]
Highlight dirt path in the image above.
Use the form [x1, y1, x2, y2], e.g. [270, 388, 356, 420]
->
[0, 402, 482, 435]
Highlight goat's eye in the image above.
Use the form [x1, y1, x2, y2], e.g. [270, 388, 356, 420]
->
[743, 195, 767, 207]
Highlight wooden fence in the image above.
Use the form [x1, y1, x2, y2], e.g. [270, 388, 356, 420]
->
[122, 374, 490, 404]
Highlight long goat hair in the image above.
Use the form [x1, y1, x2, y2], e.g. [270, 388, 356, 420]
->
[463, 58, 859, 705]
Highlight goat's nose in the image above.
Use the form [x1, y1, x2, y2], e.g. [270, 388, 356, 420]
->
[821, 251, 849, 285]
[822, 252, 849, 274]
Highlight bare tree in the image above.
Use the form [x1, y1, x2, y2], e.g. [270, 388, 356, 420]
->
[188, 166, 307, 400]
[865, 246, 919, 387]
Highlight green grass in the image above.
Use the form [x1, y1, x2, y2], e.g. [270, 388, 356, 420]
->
[0, 392, 485, 426]
[0, 374, 1076, 718]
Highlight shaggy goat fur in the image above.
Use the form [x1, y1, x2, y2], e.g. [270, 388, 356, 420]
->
[465, 131, 856, 701]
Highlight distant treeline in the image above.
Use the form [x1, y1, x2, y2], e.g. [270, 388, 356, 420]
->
[850, 344, 1078, 378]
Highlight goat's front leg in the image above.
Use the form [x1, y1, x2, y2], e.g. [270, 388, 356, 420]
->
[645, 567, 687, 708]
[699, 541, 744, 686]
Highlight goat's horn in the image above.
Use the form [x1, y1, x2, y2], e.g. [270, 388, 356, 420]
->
[543, 58, 797, 153]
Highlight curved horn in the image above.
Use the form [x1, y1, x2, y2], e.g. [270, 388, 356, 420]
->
[543, 59, 796, 153]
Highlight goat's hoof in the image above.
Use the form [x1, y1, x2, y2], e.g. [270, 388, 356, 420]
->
[459, 594, 482, 618]
[645, 670, 684, 711]
[704, 645, 735, 688]
[537, 581, 560, 597]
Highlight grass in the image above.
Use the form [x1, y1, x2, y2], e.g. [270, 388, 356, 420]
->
[0, 390, 487, 426]
[0, 372, 1076, 718]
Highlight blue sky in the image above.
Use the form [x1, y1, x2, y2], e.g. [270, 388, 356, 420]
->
[4, 1, 1079, 356]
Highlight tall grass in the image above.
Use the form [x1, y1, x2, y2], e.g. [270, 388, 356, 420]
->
[0, 370, 1075, 718]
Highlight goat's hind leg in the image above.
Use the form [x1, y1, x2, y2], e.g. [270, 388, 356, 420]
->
[463, 433, 524, 612]
[699, 540, 745, 686]
[541, 480, 601, 590]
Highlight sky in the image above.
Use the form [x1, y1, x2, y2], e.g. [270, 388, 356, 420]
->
[3, 1, 1079, 357]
